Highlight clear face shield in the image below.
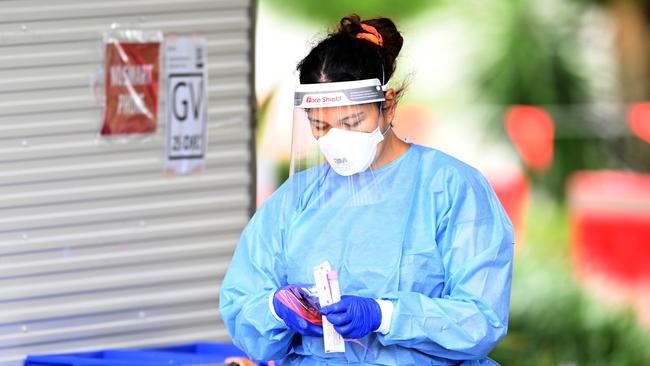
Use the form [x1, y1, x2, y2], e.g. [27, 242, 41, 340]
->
[288, 79, 391, 209]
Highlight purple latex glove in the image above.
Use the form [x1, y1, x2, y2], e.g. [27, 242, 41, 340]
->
[272, 288, 323, 337]
[321, 295, 381, 339]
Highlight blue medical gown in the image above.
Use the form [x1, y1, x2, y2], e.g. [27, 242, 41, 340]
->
[219, 144, 514, 365]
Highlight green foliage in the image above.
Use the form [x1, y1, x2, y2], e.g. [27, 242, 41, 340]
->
[262, 0, 440, 25]
[256, 91, 275, 149]
[477, 0, 609, 200]
[529, 134, 608, 202]
[493, 249, 650, 365]
[576, 0, 650, 14]
[479, 8, 587, 106]
[275, 158, 290, 188]
[490, 195, 650, 365]
[610, 136, 650, 172]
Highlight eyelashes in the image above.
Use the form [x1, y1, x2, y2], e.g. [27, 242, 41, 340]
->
[309, 119, 362, 130]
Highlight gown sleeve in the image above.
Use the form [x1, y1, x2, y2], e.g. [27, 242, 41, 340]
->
[218, 186, 295, 361]
[378, 166, 515, 361]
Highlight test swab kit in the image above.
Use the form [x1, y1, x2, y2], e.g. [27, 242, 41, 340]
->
[313, 261, 345, 353]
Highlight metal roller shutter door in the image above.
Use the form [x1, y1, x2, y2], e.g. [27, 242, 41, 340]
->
[0, 1, 256, 365]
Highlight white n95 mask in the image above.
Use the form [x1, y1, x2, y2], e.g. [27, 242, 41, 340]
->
[289, 78, 391, 206]
[317, 126, 384, 176]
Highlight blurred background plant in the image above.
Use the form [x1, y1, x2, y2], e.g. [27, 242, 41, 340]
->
[475, 0, 609, 201]
[262, 0, 438, 24]
[491, 194, 650, 365]
[254, 0, 650, 364]
[476, 0, 650, 200]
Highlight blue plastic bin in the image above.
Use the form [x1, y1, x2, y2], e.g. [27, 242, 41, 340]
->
[24, 342, 256, 366]
[25, 351, 167, 366]
[150, 342, 247, 358]
[102, 348, 241, 365]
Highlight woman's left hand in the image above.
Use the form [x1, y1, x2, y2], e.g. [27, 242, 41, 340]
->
[321, 295, 382, 339]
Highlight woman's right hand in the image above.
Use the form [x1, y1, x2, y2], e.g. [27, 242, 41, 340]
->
[272, 288, 324, 337]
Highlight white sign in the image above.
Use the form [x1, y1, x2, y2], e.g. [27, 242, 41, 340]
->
[165, 36, 208, 174]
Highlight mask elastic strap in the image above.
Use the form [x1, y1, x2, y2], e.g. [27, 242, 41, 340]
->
[379, 62, 391, 135]
[381, 121, 393, 136]
[375, 104, 391, 136]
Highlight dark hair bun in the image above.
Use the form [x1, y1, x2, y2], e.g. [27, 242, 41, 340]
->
[337, 15, 402, 64]
[297, 13, 404, 84]
[336, 14, 403, 79]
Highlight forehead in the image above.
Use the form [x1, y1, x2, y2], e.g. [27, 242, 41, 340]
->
[305, 103, 377, 118]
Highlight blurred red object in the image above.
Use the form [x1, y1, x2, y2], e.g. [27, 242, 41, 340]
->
[486, 167, 530, 246]
[569, 171, 650, 285]
[628, 102, 650, 143]
[504, 105, 555, 172]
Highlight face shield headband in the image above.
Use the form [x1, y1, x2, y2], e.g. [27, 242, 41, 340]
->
[294, 78, 387, 109]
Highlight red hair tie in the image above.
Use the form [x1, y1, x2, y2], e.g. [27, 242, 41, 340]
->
[357, 23, 383, 46]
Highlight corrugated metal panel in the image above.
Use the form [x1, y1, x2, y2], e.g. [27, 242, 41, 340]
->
[0, 0, 255, 365]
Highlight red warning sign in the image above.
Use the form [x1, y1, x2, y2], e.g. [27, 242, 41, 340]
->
[101, 41, 161, 135]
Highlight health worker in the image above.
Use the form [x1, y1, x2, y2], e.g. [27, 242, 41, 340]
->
[220, 14, 514, 366]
